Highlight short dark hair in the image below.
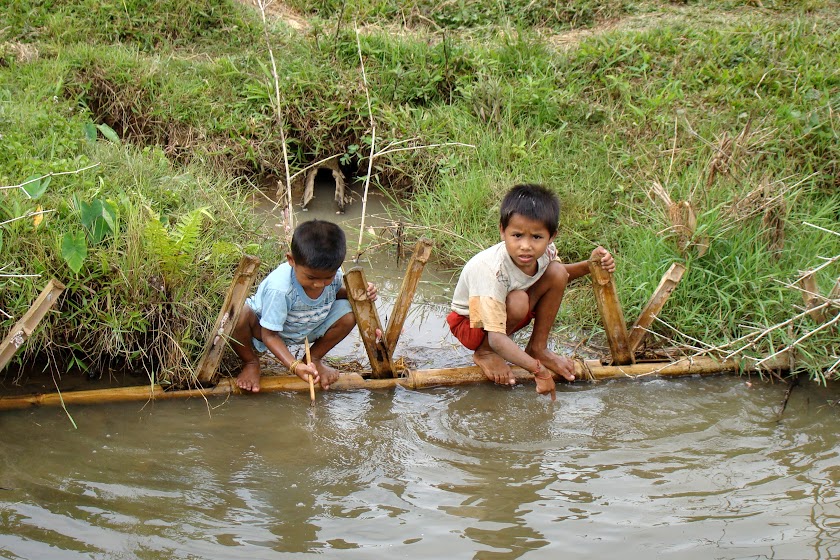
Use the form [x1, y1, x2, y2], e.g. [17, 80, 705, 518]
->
[499, 184, 560, 236]
[290, 219, 346, 270]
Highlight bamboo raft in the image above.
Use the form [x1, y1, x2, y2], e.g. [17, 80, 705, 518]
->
[0, 240, 794, 411]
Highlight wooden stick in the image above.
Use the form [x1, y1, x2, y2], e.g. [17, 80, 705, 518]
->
[195, 255, 261, 384]
[383, 238, 433, 352]
[629, 263, 686, 353]
[0, 354, 793, 411]
[0, 279, 65, 372]
[305, 337, 315, 404]
[589, 258, 634, 365]
[343, 266, 393, 378]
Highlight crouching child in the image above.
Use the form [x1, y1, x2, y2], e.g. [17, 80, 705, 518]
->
[232, 219, 376, 392]
[447, 184, 615, 400]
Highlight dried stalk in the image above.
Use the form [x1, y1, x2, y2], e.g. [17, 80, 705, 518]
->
[0, 163, 100, 193]
[354, 25, 377, 261]
[256, 0, 294, 239]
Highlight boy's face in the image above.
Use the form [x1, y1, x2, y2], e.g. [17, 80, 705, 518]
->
[287, 254, 337, 298]
[499, 214, 556, 275]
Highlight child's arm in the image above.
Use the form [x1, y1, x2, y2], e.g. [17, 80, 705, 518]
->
[563, 246, 615, 280]
[260, 328, 320, 385]
[486, 332, 541, 372]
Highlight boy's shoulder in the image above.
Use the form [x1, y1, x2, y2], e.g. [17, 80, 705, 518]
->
[261, 261, 293, 288]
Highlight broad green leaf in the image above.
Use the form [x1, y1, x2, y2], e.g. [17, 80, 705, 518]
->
[96, 123, 120, 144]
[100, 199, 118, 233]
[22, 175, 50, 199]
[61, 231, 87, 273]
[79, 199, 114, 244]
[83, 122, 97, 142]
[0, 230, 3, 253]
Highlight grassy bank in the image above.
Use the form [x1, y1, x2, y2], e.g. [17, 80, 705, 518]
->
[1, 0, 838, 385]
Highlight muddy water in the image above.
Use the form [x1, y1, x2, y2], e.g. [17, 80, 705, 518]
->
[1, 182, 839, 559]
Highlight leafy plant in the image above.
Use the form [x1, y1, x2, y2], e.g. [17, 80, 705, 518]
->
[143, 206, 213, 288]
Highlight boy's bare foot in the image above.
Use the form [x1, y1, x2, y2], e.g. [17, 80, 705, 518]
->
[314, 359, 340, 390]
[236, 361, 262, 393]
[527, 347, 576, 382]
[473, 350, 515, 385]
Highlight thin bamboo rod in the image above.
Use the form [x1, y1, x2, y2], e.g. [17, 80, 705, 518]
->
[629, 263, 686, 353]
[384, 238, 433, 352]
[589, 258, 634, 365]
[343, 267, 393, 378]
[195, 255, 261, 384]
[0, 354, 791, 411]
[0, 279, 65, 372]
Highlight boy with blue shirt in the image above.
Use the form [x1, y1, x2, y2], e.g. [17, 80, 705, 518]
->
[233, 219, 377, 393]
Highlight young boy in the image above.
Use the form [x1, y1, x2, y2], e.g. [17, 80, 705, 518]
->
[232, 219, 376, 393]
[447, 184, 615, 400]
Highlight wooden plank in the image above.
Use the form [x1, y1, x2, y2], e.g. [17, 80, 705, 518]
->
[0, 279, 65, 372]
[589, 258, 634, 365]
[0, 353, 793, 411]
[383, 238, 433, 352]
[629, 263, 686, 353]
[343, 266, 393, 378]
[194, 255, 261, 384]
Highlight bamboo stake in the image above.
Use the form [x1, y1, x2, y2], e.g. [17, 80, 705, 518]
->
[0, 279, 65, 372]
[629, 263, 686, 353]
[305, 337, 315, 404]
[383, 238, 433, 352]
[0, 354, 792, 411]
[343, 267, 393, 378]
[589, 258, 634, 365]
[195, 255, 261, 384]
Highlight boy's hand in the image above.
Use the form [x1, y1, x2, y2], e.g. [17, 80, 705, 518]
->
[591, 246, 615, 274]
[534, 373, 556, 401]
[366, 282, 378, 302]
[295, 362, 319, 386]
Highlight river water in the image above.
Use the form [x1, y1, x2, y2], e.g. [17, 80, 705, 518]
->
[1, 180, 838, 559]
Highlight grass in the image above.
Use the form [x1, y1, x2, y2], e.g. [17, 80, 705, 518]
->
[1, 0, 838, 385]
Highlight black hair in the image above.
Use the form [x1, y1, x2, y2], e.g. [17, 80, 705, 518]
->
[290, 219, 346, 270]
[499, 184, 560, 236]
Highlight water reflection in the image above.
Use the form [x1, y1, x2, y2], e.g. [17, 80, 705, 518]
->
[1, 379, 839, 558]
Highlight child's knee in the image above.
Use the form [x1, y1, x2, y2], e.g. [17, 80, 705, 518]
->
[546, 261, 569, 288]
[506, 290, 530, 323]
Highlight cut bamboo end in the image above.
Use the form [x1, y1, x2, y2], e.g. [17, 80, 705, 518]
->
[629, 263, 686, 353]
[195, 255, 261, 384]
[0, 279, 65, 372]
[383, 238, 433, 352]
[589, 259, 633, 365]
[343, 267, 393, 378]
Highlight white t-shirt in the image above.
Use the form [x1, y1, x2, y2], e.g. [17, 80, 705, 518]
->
[450, 242, 557, 334]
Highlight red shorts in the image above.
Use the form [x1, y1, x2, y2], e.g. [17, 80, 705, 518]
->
[446, 310, 535, 351]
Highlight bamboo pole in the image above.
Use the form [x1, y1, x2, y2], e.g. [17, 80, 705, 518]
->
[343, 266, 393, 378]
[0, 279, 65, 372]
[628, 263, 686, 353]
[589, 258, 634, 365]
[305, 337, 315, 404]
[0, 354, 792, 411]
[383, 238, 433, 352]
[195, 255, 261, 384]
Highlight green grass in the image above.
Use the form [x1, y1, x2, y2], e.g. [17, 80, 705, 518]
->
[1, 0, 838, 385]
